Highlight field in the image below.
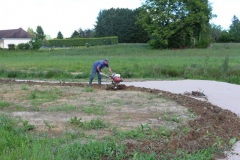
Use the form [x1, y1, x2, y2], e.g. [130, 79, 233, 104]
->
[0, 43, 240, 84]
[0, 43, 240, 159]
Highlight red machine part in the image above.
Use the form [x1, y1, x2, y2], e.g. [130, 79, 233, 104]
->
[113, 77, 123, 83]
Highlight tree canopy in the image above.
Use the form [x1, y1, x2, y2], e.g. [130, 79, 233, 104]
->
[57, 31, 63, 39]
[138, 0, 213, 49]
[36, 26, 45, 40]
[95, 8, 149, 43]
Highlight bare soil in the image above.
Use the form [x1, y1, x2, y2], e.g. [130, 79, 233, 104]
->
[0, 79, 240, 159]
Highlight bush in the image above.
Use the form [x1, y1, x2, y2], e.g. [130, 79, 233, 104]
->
[47, 37, 118, 47]
[17, 43, 30, 50]
[8, 44, 15, 50]
[29, 39, 42, 50]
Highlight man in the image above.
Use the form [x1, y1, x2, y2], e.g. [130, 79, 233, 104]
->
[88, 59, 113, 86]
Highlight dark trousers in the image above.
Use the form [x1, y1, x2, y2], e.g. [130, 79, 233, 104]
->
[89, 67, 101, 86]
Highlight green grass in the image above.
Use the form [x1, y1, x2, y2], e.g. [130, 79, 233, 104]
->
[0, 114, 221, 159]
[69, 117, 108, 130]
[0, 100, 11, 109]
[46, 104, 77, 112]
[29, 88, 62, 105]
[0, 43, 240, 84]
[81, 105, 105, 115]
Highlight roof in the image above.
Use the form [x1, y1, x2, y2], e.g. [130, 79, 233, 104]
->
[0, 28, 32, 39]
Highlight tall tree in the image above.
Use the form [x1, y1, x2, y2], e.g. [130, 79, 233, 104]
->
[210, 24, 222, 42]
[95, 8, 149, 43]
[138, 0, 213, 49]
[78, 28, 85, 37]
[36, 26, 45, 40]
[229, 15, 240, 42]
[70, 30, 80, 38]
[27, 27, 36, 38]
[57, 31, 64, 39]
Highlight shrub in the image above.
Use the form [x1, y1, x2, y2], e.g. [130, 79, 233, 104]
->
[17, 43, 30, 50]
[29, 38, 42, 50]
[8, 44, 15, 50]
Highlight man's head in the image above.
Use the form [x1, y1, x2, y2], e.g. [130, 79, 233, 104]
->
[104, 58, 109, 64]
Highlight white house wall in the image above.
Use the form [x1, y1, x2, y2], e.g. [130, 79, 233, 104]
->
[3, 38, 31, 48]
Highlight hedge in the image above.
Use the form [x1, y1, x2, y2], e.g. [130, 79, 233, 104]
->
[47, 37, 118, 47]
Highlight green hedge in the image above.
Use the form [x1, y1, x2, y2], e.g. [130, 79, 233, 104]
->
[47, 37, 118, 47]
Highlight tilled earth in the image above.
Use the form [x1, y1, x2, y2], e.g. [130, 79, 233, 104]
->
[0, 79, 240, 159]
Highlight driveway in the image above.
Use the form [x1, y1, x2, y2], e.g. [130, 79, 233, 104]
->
[123, 80, 240, 160]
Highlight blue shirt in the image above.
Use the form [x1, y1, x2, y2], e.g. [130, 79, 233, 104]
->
[93, 60, 109, 71]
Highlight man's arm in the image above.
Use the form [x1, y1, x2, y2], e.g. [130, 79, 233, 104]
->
[97, 66, 101, 72]
[108, 67, 113, 74]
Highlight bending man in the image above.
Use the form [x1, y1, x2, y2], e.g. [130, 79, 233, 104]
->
[88, 59, 113, 86]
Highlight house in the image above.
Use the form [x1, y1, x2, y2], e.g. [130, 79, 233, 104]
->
[0, 28, 32, 49]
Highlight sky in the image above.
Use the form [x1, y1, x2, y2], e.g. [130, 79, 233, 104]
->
[1, 0, 240, 39]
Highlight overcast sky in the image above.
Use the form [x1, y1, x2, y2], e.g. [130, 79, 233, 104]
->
[1, 0, 239, 38]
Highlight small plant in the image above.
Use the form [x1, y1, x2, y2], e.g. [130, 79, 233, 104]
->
[69, 116, 82, 126]
[29, 91, 37, 99]
[84, 87, 94, 92]
[81, 118, 107, 130]
[140, 124, 151, 133]
[82, 105, 105, 115]
[157, 126, 171, 137]
[213, 136, 224, 148]
[229, 137, 237, 146]
[171, 115, 181, 123]
[163, 114, 181, 123]
[43, 120, 55, 129]
[221, 55, 229, 73]
[22, 120, 35, 131]
[21, 85, 29, 90]
[0, 100, 11, 109]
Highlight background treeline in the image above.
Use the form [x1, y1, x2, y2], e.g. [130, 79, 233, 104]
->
[211, 15, 240, 43]
[25, 0, 240, 49]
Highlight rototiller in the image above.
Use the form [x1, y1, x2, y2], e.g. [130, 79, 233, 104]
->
[101, 73, 123, 90]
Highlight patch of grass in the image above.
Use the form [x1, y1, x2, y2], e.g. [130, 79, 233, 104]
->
[156, 126, 171, 137]
[1, 43, 240, 84]
[22, 120, 35, 131]
[113, 124, 160, 140]
[163, 114, 182, 123]
[69, 116, 82, 126]
[43, 120, 55, 129]
[46, 104, 77, 112]
[0, 114, 219, 160]
[29, 88, 62, 105]
[65, 130, 86, 139]
[81, 118, 108, 130]
[21, 85, 29, 90]
[69, 117, 108, 130]
[0, 100, 11, 109]
[84, 87, 94, 92]
[81, 105, 105, 115]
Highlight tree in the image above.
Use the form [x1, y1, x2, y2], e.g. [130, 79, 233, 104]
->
[84, 29, 96, 38]
[138, 0, 213, 49]
[229, 15, 240, 42]
[218, 30, 233, 42]
[57, 31, 64, 39]
[27, 27, 36, 38]
[95, 8, 149, 43]
[36, 25, 45, 40]
[210, 24, 222, 42]
[70, 30, 80, 38]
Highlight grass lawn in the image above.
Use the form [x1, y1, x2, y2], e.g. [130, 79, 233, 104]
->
[1, 43, 240, 83]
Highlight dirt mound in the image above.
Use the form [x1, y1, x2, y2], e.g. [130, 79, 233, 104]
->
[0, 79, 240, 158]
